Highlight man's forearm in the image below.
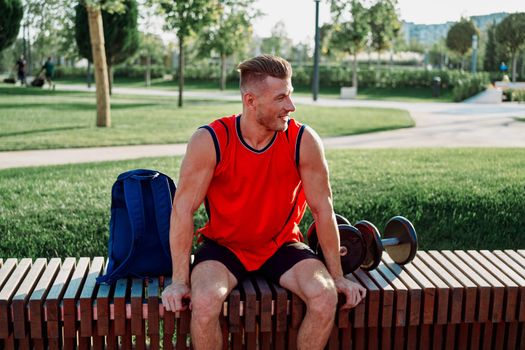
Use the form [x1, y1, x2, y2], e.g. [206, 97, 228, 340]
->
[169, 209, 194, 285]
[315, 213, 344, 279]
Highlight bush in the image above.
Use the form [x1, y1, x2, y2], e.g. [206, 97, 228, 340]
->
[53, 66, 87, 79]
[449, 72, 491, 102]
[504, 89, 525, 102]
[113, 64, 166, 79]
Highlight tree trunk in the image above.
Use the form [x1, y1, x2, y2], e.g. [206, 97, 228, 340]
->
[87, 61, 91, 89]
[86, 5, 111, 127]
[220, 53, 226, 91]
[512, 52, 517, 83]
[145, 55, 151, 87]
[108, 64, 113, 96]
[352, 52, 358, 91]
[178, 36, 184, 108]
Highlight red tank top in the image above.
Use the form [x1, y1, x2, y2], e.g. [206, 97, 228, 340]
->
[197, 114, 307, 271]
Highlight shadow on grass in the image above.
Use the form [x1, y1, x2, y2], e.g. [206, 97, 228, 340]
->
[0, 102, 159, 111]
[0, 125, 89, 138]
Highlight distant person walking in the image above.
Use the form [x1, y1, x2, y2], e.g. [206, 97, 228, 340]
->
[39, 57, 56, 90]
[14, 55, 27, 86]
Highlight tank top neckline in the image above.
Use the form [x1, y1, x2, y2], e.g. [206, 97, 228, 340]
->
[235, 115, 277, 154]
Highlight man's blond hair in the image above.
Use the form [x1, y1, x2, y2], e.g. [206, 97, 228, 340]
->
[237, 55, 292, 93]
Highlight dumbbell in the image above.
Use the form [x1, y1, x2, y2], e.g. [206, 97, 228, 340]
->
[354, 216, 418, 271]
[307, 214, 418, 274]
[307, 214, 367, 275]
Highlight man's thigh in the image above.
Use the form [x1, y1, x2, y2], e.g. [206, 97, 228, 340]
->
[278, 257, 334, 302]
[191, 238, 245, 294]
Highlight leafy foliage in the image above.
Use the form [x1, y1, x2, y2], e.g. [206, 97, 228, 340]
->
[0, 0, 24, 52]
[446, 19, 479, 56]
[368, 0, 400, 54]
[75, 0, 139, 66]
[495, 12, 525, 81]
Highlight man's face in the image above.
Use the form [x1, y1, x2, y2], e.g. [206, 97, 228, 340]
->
[253, 76, 296, 132]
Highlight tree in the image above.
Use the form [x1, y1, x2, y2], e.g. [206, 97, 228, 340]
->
[75, 0, 139, 94]
[483, 22, 498, 72]
[260, 21, 293, 58]
[0, 0, 24, 52]
[329, 0, 370, 91]
[156, 0, 220, 107]
[199, 0, 258, 90]
[446, 19, 478, 70]
[496, 12, 525, 82]
[368, 0, 400, 66]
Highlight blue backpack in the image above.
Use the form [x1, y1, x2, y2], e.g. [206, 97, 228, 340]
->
[97, 169, 176, 284]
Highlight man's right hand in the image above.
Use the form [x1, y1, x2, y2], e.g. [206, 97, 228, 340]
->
[161, 281, 191, 312]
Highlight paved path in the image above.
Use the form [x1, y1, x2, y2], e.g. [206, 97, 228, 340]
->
[1, 85, 524, 170]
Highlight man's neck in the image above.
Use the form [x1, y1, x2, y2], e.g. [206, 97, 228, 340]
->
[238, 112, 276, 150]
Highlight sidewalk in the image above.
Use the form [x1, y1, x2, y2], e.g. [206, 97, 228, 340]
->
[1, 85, 525, 170]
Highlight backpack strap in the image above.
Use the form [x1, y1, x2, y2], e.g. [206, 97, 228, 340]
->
[149, 174, 174, 261]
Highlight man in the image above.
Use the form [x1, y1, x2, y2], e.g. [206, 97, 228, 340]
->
[162, 55, 366, 350]
[39, 57, 55, 90]
[15, 55, 26, 86]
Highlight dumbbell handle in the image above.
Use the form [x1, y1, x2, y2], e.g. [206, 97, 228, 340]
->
[381, 237, 400, 247]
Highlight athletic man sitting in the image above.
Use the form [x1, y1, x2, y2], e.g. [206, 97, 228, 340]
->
[162, 55, 366, 350]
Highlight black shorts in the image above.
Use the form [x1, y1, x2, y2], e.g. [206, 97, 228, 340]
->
[192, 237, 321, 283]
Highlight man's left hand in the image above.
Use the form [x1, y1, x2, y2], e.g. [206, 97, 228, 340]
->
[333, 276, 366, 309]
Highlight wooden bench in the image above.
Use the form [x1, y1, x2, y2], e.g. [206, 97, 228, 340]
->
[1, 250, 525, 349]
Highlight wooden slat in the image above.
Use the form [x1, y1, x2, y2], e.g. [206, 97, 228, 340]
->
[176, 309, 190, 350]
[228, 287, 241, 333]
[454, 250, 506, 322]
[388, 256, 437, 326]
[427, 250, 478, 323]
[241, 278, 257, 350]
[0, 259, 18, 290]
[45, 257, 75, 349]
[269, 281, 288, 350]
[406, 255, 450, 325]
[12, 258, 47, 339]
[147, 277, 160, 350]
[353, 269, 380, 328]
[0, 258, 32, 338]
[113, 277, 129, 336]
[229, 285, 242, 350]
[254, 275, 272, 350]
[417, 251, 463, 324]
[474, 250, 523, 322]
[366, 269, 393, 328]
[437, 250, 492, 322]
[29, 258, 60, 339]
[377, 260, 408, 327]
[63, 257, 90, 339]
[493, 250, 525, 322]
[95, 262, 111, 336]
[130, 278, 144, 335]
[80, 257, 104, 337]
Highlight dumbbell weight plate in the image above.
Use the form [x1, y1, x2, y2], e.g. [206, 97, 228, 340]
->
[354, 220, 382, 271]
[307, 213, 352, 253]
[383, 216, 417, 265]
[335, 213, 351, 226]
[317, 224, 366, 275]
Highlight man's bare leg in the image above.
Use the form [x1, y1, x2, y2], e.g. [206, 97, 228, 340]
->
[279, 258, 338, 350]
[190, 260, 237, 350]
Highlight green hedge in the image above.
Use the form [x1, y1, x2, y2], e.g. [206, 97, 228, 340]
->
[53, 64, 167, 80]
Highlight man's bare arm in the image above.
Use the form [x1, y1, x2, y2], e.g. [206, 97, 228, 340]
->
[298, 127, 366, 308]
[162, 128, 216, 311]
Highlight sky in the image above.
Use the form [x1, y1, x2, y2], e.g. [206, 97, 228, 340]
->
[252, 0, 525, 44]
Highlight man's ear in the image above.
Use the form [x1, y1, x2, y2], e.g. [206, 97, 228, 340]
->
[242, 92, 256, 110]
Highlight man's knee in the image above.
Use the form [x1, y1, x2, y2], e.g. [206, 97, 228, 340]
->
[191, 285, 228, 322]
[305, 279, 338, 321]
[191, 262, 235, 324]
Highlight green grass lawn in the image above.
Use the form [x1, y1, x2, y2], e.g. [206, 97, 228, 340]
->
[0, 85, 413, 151]
[1, 148, 523, 259]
